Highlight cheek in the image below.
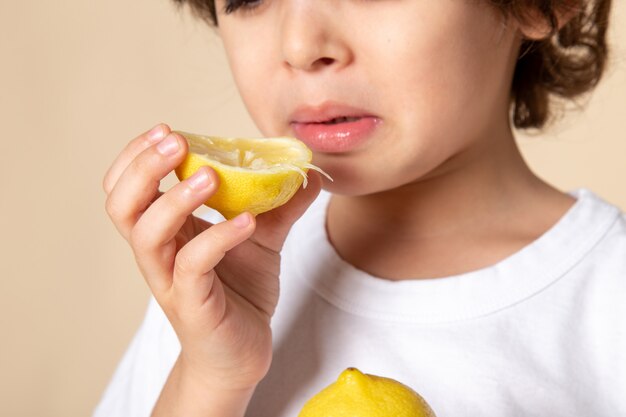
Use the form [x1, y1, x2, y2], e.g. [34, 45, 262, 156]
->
[222, 36, 277, 134]
[371, 6, 511, 141]
[338, 14, 514, 192]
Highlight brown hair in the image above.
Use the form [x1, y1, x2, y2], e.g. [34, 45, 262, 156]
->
[171, 0, 612, 130]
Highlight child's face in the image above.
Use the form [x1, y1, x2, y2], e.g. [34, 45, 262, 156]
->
[215, 0, 522, 195]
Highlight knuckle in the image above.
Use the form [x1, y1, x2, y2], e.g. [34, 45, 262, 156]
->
[132, 151, 156, 175]
[203, 232, 230, 259]
[104, 194, 126, 220]
[140, 135, 156, 149]
[102, 173, 112, 194]
[210, 228, 230, 250]
[174, 251, 197, 277]
[130, 223, 156, 252]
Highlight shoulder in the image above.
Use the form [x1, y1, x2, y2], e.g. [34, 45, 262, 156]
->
[603, 211, 626, 243]
[572, 189, 626, 292]
[568, 188, 626, 264]
[568, 194, 626, 330]
[585, 204, 626, 272]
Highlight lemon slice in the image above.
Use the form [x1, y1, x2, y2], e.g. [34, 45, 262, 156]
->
[173, 131, 332, 219]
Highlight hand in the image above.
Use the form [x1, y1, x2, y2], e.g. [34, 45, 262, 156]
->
[103, 123, 322, 391]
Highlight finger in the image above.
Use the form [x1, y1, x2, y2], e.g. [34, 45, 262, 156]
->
[252, 170, 322, 252]
[102, 123, 171, 195]
[105, 131, 187, 241]
[130, 166, 219, 294]
[172, 211, 256, 308]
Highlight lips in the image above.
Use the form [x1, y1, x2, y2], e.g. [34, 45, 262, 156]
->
[289, 102, 375, 124]
[289, 101, 382, 153]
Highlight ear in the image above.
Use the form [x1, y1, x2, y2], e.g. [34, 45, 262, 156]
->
[518, 0, 582, 40]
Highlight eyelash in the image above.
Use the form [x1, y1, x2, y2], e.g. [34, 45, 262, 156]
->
[223, 0, 264, 15]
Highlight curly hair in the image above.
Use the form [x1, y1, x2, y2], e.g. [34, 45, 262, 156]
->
[170, 0, 612, 130]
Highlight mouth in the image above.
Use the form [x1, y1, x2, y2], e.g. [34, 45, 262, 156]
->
[315, 116, 363, 125]
[289, 117, 381, 153]
[289, 101, 377, 125]
[288, 104, 381, 153]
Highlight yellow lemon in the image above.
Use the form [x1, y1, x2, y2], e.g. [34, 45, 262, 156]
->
[173, 131, 331, 219]
[298, 368, 436, 417]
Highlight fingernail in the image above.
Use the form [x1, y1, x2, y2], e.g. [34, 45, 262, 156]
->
[232, 212, 250, 228]
[148, 125, 166, 142]
[157, 134, 179, 155]
[187, 168, 210, 190]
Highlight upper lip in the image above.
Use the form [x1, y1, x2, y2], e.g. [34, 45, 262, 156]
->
[289, 101, 377, 124]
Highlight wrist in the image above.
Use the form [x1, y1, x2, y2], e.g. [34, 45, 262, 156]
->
[152, 354, 257, 417]
[178, 349, 265, 392]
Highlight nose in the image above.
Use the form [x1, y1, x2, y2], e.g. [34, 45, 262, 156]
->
[279, 3, 352, 72]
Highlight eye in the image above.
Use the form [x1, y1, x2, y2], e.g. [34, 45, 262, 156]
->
[223, 0, 264, 15]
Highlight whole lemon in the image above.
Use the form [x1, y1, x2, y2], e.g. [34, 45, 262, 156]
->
[173, 131, 331, 219]
[298, 368, 436, 417]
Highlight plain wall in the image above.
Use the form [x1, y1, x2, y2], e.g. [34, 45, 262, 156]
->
[0, 1, 624, 415]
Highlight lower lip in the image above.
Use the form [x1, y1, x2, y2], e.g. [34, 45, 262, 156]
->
[290, 117, 381, 153]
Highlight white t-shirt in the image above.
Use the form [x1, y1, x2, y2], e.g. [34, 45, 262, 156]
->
[93, 188, 626, 417]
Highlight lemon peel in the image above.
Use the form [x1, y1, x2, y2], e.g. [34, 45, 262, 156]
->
[298, 367, 436, 417]
[173, 131, 332, 219]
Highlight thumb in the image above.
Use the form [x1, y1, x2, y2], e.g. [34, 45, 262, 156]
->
[252, 170, 323, 252]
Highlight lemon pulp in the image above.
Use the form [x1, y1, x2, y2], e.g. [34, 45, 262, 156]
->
[174, 131, 331, 219]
